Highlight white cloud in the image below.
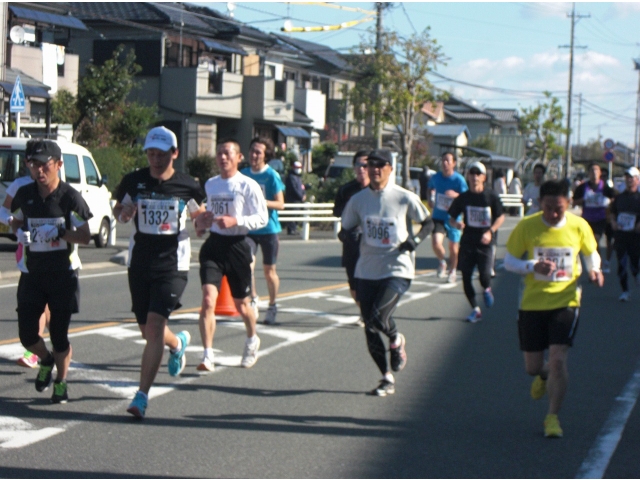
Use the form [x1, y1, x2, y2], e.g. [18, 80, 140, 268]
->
[610, 2, 640, 16]
[577, 51, 620, 68]
[520, 2, 572, 19]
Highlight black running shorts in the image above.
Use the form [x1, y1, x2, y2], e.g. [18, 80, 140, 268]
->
[199, 233, 252, 299]
[518, 307, 580, 351]
[246, 234, 280, 265]
[127, 268, 188, 324]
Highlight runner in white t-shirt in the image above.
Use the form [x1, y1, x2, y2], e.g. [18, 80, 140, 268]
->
[341, 149, 433, 397]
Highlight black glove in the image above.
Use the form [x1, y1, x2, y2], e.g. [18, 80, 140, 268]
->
[338, 228, 349, 243]
[399, 236, 419, 253]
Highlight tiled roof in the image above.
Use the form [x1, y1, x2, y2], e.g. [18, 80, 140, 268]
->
[486, 109, 519, 123]
[63, 2, 167, 23]
[445, 110, 493, 121]
[424, 124, 470, 138]
[274, 34, 350, 72]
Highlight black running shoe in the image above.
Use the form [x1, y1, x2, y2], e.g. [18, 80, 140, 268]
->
[51, 381, 68, 404]
[369, 379, 395, 397]
[35, 362, 53, 392]
[390, 333, 407, 372]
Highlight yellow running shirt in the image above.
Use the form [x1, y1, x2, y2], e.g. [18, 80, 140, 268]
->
[506, 211, 598, 310]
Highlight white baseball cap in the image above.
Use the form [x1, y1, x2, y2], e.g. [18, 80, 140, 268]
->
[143, 126, 178, 152]
[625, 166, 640, 178]
[466, 161, 486, 175]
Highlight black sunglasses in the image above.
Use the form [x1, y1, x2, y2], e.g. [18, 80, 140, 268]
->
[367, 160, 390, 168]
[468, 169, 484, 176]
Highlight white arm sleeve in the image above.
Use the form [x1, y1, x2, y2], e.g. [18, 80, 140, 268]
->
[504, 252, 537, 276]
[583, 250, 602, 272]
[0, 206, 12, 225]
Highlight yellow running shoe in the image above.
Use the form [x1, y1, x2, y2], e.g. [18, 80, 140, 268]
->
[544, 414, 563, 438]
[530, 375, 547, 400]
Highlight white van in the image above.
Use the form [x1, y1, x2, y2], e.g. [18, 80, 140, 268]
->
[0, 138, 115, 247]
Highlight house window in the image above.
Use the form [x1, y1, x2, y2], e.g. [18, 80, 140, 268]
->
[208, 70, 223, 94]
[165, 43, 194, 67]
[274, 80, 286, 101]
[265, 64, 276, 79]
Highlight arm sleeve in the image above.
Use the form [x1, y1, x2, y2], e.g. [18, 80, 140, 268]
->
[237, 183, 268, 230]
[504, 252, 537, 275]
[583, 250, 602, 272]
[340, 197, 359, 231]
[115, 175, 130, 203]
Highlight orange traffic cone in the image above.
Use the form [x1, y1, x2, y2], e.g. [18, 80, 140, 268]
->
[215, 276, 240, 317]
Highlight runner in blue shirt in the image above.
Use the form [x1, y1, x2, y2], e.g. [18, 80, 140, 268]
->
[428, 152, 468, 283]
[241, 137, 285, 324]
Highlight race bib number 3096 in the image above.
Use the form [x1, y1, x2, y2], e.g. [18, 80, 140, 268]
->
[364, 215, 398, 248]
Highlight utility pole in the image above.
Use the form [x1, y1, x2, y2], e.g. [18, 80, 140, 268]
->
[560, 3, 589, 178]
[576, 93, 582, 158]
[375, 2, 384, 149]
[634, 58, 640, 167]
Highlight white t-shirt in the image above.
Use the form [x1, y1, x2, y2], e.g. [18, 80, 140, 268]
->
[204, 172, 268, 236]
[341, 183, 429, 280]
[523, 183, 541, 215]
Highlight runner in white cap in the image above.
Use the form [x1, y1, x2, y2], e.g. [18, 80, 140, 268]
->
[609, 166, 640, 301]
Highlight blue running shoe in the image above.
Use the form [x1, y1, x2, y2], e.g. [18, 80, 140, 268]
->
[483, 288, 494, 308]
[127, 391, 148, 419]
[168, 331, 190, 377]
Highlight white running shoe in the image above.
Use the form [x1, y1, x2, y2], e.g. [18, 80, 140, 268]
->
[447, 270, 457, 283]
[197, 356, 215, 372]
[619, 291, 630, 302]
[263, 304, 277, 325]
[437, 260, 447, 278]
[241, 336, 261, 368]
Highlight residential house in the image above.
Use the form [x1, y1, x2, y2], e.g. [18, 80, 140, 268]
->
[2, 3, 85, 137]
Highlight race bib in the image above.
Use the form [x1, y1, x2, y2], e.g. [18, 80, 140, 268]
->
[617, 213, 636, 232]
[208, 194, 236, 218]
[435, 193, 454, 212]
[364, 216, 398, 247]
[28, 217, 66, 252]
[584, 191, 608, 208]
[466, 206, 492, 228]
[138, 198, 179, 235]
[533, 246, 574, 282]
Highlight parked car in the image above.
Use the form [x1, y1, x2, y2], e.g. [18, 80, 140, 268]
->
[0, 138, 115, 247]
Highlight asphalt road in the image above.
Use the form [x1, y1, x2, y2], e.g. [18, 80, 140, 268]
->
[0, 217, 639, 478]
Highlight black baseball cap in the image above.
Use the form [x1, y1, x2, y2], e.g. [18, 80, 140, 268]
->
[29, 140, 62, 162]
[367, 149, 393, 165]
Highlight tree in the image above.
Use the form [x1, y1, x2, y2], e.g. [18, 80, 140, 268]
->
[519, 92, 566, 163]
[75, 44, 158, 154]
[346, 28, 446, 188]
[51, 88, 79, 125]
[469, 134, 496, 151]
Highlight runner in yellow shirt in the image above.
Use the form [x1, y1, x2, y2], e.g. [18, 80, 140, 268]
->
[504, 180, 604, 438]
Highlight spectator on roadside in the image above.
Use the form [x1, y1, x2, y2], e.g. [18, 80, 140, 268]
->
[284, 161, 306, 235]
[508, 171, 523, 216]
[522, 164, 546, 215]
[493, 169, 507, 195]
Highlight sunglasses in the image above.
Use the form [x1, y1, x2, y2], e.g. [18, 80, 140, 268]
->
[354, 163, 368, 169]
[28, 158, 55, 170]
[468, 170, 484, 176]
[367, 160, 390, 168]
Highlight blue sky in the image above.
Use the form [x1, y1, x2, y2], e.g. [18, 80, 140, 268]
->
[203, 2, 640, 149]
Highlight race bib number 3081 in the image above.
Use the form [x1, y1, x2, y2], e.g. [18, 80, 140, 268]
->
[533, 246, 574, 282]
[364, 216, 398, 247]
[138, 199, 179, 235]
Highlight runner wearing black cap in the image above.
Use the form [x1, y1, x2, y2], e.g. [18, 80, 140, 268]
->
[341, 149, 433, 396]
[10, 139, 93, 404]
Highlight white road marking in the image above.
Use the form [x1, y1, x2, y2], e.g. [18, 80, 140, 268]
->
[575, 359, 640, 479]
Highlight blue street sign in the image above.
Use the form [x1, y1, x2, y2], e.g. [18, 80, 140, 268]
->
[9, 76, 26, 113]
[604, 150, 615, 162]
[603, 138, 614, 150]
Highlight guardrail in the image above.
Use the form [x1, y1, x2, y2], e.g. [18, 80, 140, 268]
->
[279, 203, 341, 241]
[499, 193, 524, 217]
